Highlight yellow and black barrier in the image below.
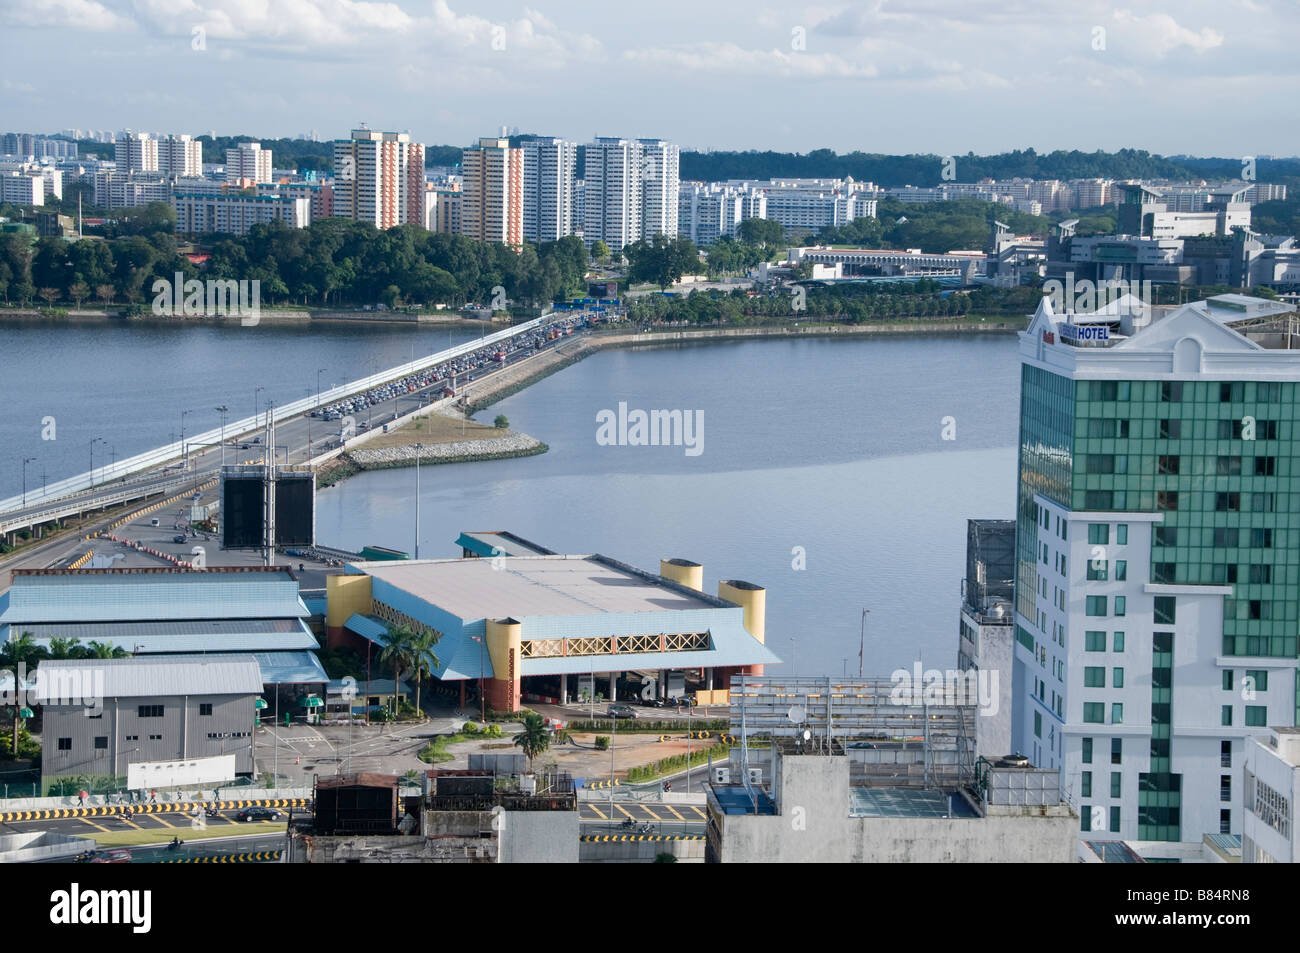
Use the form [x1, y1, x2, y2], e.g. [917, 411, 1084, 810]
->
[163, 850, 282, 864]
[0, 797, 308, 824]
[586, 779, 622, 790]
[580, 834, 705, 843]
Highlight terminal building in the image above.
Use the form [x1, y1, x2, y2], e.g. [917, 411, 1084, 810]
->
[325, 533, 779, 712]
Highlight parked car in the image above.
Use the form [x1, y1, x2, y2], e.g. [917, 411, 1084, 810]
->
[237, 806, 282, 821]
[172, 534, 187, 544]
[606, 704, 638, 719]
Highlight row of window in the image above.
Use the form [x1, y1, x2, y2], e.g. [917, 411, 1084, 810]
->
[1080, 770, 1124, 799]
[1083, 380, 1284, 402]
[1221, 705, 1269, 727]
[1083, 454, 1278, 476]
[1157, 419, 1279, 440]
[1084, 631, 1126, 652]
[1222, 669, 1269, 692]
[1083, 702, 1125, 724]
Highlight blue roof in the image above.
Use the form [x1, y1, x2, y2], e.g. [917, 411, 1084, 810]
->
[344, 613, 392, 647]
[252, 651, 330, 685]
[2, 619, 318, 655]
[0, 571, 307, 624]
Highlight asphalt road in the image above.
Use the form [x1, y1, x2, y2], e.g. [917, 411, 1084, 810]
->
[1, 804, 299, 839]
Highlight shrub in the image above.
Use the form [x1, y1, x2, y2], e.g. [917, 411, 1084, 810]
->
[461, 721, 480, 735]
[484, 723, 502, 738]
[594, 736, 610, 751]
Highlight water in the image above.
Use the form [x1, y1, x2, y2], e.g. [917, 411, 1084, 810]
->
[0, 319, 490, 496]
[314, 334, 1024, 677]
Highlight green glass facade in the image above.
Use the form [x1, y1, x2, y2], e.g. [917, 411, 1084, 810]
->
[1016, 364, 1075, 622]
[1139, 631, 1179, 841]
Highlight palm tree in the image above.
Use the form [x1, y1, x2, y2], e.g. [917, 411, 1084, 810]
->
[85, 641, 127, 659]
[407, 628, 441, 718]
[512, 712, 550, 773]
[48, 637, 83, 659]
[1, 631, 46, 669]
[379, 625, 417, 718]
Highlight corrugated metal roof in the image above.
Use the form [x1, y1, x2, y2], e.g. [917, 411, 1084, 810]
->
[0, 572, 307, 624]
[455, 531, 555, 557]
[32, 655, 263, 700]
[3, 619, 319, 654]
[252, 651, 330, 685]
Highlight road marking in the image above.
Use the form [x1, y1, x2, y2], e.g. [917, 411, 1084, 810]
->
[615, 804, 635, 820]
[664, 804, 684, 821]
[152, 815, 180, 829]
[689, 806, 706, 819]
[78, 817, 110, 833]
[587, 804, 606, 820]
[642, 805, 662, 821]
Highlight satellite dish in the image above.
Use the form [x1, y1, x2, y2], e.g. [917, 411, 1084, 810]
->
[802, 729, 812, 742]
[787, 705, 806, 723]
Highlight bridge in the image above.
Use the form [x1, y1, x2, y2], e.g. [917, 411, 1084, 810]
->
[0, 314, 567, 544]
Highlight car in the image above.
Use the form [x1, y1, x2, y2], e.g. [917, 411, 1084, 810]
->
[173, 534, 187, 544]
[91, 848, 132, 863]
[237, 806, 282, 821]
[606, 704, 638, 719]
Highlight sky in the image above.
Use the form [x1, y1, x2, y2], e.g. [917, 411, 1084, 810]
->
[1, 0, 1298, 156]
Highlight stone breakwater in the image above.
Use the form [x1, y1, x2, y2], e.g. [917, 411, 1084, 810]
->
[348, 434, 546, 468]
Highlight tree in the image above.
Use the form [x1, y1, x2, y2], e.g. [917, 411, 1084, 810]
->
[737, 217, 784, 251]
[494, 414, 508, 429]
[591, 240, 610, 265]
[407, 627, 440, 718]
[95, 283, 115, 306]
[85, 641, 127, 659]
[68, 280, 90, 307]
[379, 624, 417, 717]
[37, 287, 59, 307]
[512, 712, 550, 771]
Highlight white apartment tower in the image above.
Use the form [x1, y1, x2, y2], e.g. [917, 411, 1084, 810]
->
[583, 137, 679, 251]
[1013, 292, 1300, 856]
[520, 137, 577, 243]
[114, 132, 158, 173]
[226, 142, 273, 185]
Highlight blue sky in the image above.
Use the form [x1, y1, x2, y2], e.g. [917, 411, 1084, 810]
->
[1, 0, 1297, 155]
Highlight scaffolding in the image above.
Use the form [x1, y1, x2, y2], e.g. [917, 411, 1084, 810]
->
[730, 676, 978, 791]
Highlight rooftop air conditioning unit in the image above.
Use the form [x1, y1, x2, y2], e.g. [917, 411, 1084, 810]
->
[712, 767, 730, 784]
[747, 767, 763, 785]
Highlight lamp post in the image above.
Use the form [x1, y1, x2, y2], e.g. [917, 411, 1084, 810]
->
[215, 405, 229, 469]
[89, 437, 104, 487]
[180, 409, 192, 470]
[859, 608, 870, 678]
[316, 368, 326, 409]
[254, 385, 265, 422]
[21, 456, 34, 506]
[414, 443, 423, 559]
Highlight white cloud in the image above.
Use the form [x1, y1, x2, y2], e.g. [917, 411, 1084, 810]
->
[1111, 10, 1225, 56]
[624, 42, 879, 79]
[2, 0, 130, 31]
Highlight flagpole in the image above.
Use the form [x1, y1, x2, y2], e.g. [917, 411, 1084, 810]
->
[859, 609, 870, 678]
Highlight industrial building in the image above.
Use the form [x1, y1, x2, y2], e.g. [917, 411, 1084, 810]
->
[34, 655, 262, 789]
[703, 677, 1077, 863]
[325, 534, 779, 712]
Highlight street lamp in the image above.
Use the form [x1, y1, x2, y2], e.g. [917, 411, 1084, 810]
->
[215, 405, 229, 469]
[254, 385, 265, 423]
[316, 368, 327, 408]
[414, 443, 423, 559]
[21, 456, 35, 506]
[180, 409, 192, 470]
[89, 437, 105, 487]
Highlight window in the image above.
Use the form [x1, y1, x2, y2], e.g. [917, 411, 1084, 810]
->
[1034, 711, 1042, 738]
[1220, 775, 1232, 803]
[1086, 454, 1115, 474]
[1113, 632, 1125, 652]
[1085, 631, 1106, 651]
[1160, 382, 1183, 402]
[1213, 527, 1238, 548]
[1250, 528, 1273, 548]
[1245, 706, 1267, 727]
[1152, 562, 1176, 584]
[1082, 737, 1093, 764]
[1081, 771, 1092, 798]
[1221, 705, 1233, 726]
[1111, 772, 1122, 798]
[1158, 419, 1181, 438]
[1216, 492, 1241, 512]
[1219, 382, 1244, 402]
[1111, 738, 1122, 764]
[138, 705, 164, 718]
[1154, 526, 1177, 546]
[1110, 806, 1121, 832]
[1255, 456, 1276, 476]
[1094, 381, 1119, 400]
[94, 736, 107, 750]
[199, 703, 213, 716]
[1211, 564, 1238, 584]
[1086, 596, 1107, 617]
[1246, 670, 1269, 692]
[1084, 703, 1104, 723]
[57, 738, 72, 751]
[1157, 455, 1180, 475]
[1114, 596, 1126, 617]
[125, 735, 138, 742]
[1221, 740, 1232, 768]
[1252, 493, 1275, 513]
[1249, 565, 1271, 585]
[1222, 669, 1234, 691]
[1115, 560, 1127, 581]
[1084, 490, 1114, 510]
[1258, 382, 1281, 402]
[1154, 597, 1176, 625]
[1216, 455, 1242, 476]
[1116, 524, 1128, 545]
[1220, 810, 1231, 835]
[1087, 561, 1108, 581]
[1111, 703, 1123, 724]
[1112, 667, 1124, 688]
[1081, 806, 1092, 832]
[1088, 524, 1109, 545]
[1156, 492, 1179, 512]
[1084, 666, 1105, 687]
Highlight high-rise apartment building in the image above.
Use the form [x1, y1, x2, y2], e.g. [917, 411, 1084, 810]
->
[583, 137, 679, 251]
[113, 132, 201, 176]
[460, 137, 523, 245]
[332, 128, 426, 230]
[114, 132, 159, 173]
[226, 142, 273, 185]
[1013, 292, 1300, 855]
[519, 136, 577, 243]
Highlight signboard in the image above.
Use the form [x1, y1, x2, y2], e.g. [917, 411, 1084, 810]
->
[127, 754, 236, 790]
[1060, 323, 1110, 343]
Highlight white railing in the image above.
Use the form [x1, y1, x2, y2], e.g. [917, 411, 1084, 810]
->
[0, 316, 550, 516]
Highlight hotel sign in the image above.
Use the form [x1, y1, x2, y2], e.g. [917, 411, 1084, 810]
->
[1060, 323, 1109, 342]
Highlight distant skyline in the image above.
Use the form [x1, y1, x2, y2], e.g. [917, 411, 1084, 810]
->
[3, 0, 1299, 156]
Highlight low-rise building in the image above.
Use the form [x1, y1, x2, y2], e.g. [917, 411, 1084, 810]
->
[1243, 727, 1300, 863]
[173, 189, 310, 236]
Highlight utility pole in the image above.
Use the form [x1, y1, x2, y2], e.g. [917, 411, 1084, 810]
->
[215, 405, 229, 469]
[859, 609, 870, 678]
[21, 457, 34, 507]
[262, 407, 276, 567]
[414, 443, 423, 560]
